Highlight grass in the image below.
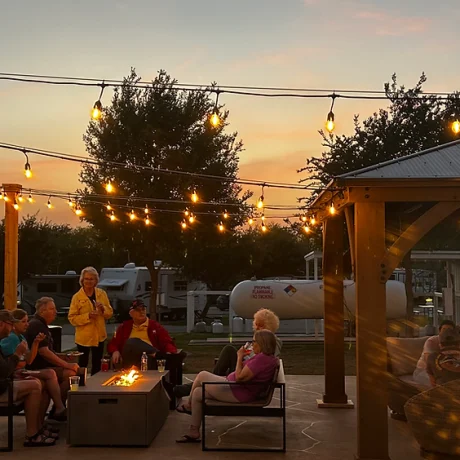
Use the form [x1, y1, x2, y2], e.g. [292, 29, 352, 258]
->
[172, 333, 357, 375]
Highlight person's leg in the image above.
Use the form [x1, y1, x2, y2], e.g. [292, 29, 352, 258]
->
[37, 381, 51, 428]
[90, 341, 105, 375]
[57, 368, 76, 404]
[15, 379, 43, 437]
[213, 345, 237, 376]
[182, 371, 227, 410]
[173, 382, 193, 398]
[36, 369, 65, 413]
[122, 338, 156, 367]
[77, 344, 90, 369]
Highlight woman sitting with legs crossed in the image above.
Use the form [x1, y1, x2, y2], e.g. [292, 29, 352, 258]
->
[176, 329, 279, 443]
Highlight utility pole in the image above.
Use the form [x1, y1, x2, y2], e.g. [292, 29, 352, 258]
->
[2, 183, 21, 310]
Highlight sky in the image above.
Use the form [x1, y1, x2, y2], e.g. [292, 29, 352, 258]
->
[1, 0, 460, 225]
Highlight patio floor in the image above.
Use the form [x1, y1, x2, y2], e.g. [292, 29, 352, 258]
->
[0, 375, 421, 460]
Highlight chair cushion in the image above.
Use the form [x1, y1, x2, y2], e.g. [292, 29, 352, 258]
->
[387, 337, 428, 376]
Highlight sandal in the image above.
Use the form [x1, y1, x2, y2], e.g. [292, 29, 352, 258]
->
[44, 424, 60, 434]
[175, 404, 192, 415]
[40, 427, 59, 440]
[176, 434, 201, 443]
[24, 432, 56, 447]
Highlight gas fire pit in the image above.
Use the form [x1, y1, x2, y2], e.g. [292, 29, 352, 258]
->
[67, 370, 170, 446]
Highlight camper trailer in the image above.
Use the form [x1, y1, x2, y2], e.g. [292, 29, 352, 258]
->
[98, 263, 207, 320]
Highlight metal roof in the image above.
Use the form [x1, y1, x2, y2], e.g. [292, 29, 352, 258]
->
[339, 139, 460, 179]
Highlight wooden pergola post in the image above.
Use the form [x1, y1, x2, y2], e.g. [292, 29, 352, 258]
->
[2, 183, 21, 311]
[318, 213, 353, 408]
[354, 201, 389, 460]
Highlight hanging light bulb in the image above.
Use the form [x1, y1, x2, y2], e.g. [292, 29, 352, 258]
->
[0, 192, 3, 200]
[144, 204, 149, 214]
[325, 94, 337, 133]
[106, 201, 112, 211]
[3, 192, 9, 202]
[303, 224, 310, 234]
[18, 193, 24, 203]
[105, 180, 114, 193]
[310, 215, 316, 226]
[91, 100, 102, 120]
[75, 204, 83, 216]
[191, 190, 198, 203]
[257, 185, 265, 209]
[13, 199, 19, 210]
[261, 214, 266, 222]
[301, 215, 307, 222]
[145, 215, 151, 226]
[218, 221, 225, 232]
[261, 223, 267, 232]
[223, 210, 229, 219]
[184, 208, 190, 217]
[248, 217, 254, 226]
[46, 197, 52, 209]
[129, 209, 136, 221]
[28, 193, 33, 203]
[189, 213, 195, 224]
[329, 202, 336, 215]
[68, 198, 75, 207]
[452, 120, 460, 135]
[209, 90, 221, 127]
[110, 210, 115, 221]
[181, 219, 187, 229]
[24, 163, 32, 178]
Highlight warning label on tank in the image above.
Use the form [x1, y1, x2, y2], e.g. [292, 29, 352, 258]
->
[251, 285, 274, 300]
[284, 284, 297, 297]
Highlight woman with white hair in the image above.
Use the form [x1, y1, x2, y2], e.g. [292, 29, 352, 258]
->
[68, 267, 113, 374]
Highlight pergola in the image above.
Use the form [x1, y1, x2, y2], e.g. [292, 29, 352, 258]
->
[313, 139, 460, 459]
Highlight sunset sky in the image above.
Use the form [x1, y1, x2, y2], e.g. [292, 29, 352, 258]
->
[1, 0, 460, 225]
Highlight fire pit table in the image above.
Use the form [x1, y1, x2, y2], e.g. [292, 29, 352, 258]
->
[67, 370, 170, 446]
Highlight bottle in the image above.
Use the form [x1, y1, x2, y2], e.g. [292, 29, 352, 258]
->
[141, 352, 148, 372]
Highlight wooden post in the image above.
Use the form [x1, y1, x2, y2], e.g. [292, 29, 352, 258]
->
[3, 183, 21, 311]
[318, 214, 353, 408]
[354, 202, 389, 460]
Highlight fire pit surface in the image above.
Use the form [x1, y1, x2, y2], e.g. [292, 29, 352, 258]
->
[102, 369, 141, 387]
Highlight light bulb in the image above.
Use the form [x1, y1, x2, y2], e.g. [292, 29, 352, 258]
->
[28, 194, 33, 203]
[75, 205, 82, 216]
[303, 224, 310, 234]
[223, 210, 229, 219]
[329, 203, 336, 215]
[106, 202, 112, 211]
[68, 198, 74, 207]
[105, 181, 114, 193]
[110, 211, 115, 221]
[144, 205, 149, 214]
[184, 208, 190, 216]
[47, 198, 52, 209]
[145, 216, 150, 225]
[452, 120, 460, 135]
[91, 100, 102, 120]
[3, 193, 9, 202]
[248, 217, 254, 226]
[18, 194, 24, 203]
[257, 196, 264, 209]
[261, 214, 266, 222]
[189, 214, 195, 224]
[130, 210, 136, 221]
[301, 215, 307, 222]
[0, 193, 3, 200]
[209, 111, 221, 127]
[218, 222, 224, 232]
[191, 191, 198, 203]
[181, 220, 187, 229]
[13, 199, 19, 210]
[326, 111, 335, 133]
[24, 162, 32, 178]
[310, 215, 316, 225]
[261, 223, 267, 232]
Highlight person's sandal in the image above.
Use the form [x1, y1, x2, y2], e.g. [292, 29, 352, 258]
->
[40, 427, 59, 440]
[24, 432, 56, 447]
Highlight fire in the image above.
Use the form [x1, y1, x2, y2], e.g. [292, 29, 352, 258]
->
[116, 369, 140, 386]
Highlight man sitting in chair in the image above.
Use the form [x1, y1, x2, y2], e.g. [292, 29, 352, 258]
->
[107, 299, 177, 368]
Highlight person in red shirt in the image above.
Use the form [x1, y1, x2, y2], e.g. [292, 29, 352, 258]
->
[107, 300, 177, 368]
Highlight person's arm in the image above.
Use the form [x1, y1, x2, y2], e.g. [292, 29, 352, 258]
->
[422, 337, 438, 364]
[155, 324, 177, 353]
[38, 346, 77, 370]
[234, 347, 255, 382]
[68, 294, 92, 326]
[25, 333, 46, 364]
[99, 290, 113, 320]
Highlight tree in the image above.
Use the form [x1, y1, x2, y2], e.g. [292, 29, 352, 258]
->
[79, 70, 250, 319]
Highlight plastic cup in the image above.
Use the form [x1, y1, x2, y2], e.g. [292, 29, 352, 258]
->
[101, 359, 109, 372]
[157, 359, 166, 373]
[69, 375, 80, 391]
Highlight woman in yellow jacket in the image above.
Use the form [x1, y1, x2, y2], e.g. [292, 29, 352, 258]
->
[68, 266, 113, 374]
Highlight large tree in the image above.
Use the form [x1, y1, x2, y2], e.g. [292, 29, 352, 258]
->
[79, 70, 250, 318]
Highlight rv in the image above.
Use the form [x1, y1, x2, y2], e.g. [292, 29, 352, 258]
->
[98, 263, 207, 320]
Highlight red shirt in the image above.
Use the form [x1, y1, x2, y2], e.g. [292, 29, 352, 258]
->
[107, 319, 177, 355]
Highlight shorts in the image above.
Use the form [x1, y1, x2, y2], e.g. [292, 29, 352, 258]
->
[0, 379, 34, 403]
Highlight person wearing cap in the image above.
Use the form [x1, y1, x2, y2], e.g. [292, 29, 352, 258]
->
[68, 267, 113, 374]
[0, 310, 56, 446]
[107, 299, 177, 368]
[426, 327, 460, 387]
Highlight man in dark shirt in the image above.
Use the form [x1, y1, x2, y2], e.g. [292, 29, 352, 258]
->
[24, 297, 79, 404]
[426, 327, 460, 386]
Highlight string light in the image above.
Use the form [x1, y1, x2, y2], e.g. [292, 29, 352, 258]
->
[310, 214, 316, 225]
[110, 210, 116, 221]
[248, 216, 254, 226]
[189, 213, 195, 224]
[105, 180, 114, 193]
[261, 223, 267, 232]
[68, 197, 75, 207]
[257, 185, 265, 209]
[91, 82, 106, 120]
[301, 215, 307, 222]
[23, 150, 32, 178]
[106, 201, 112, 211]
[130, 209, 136, 221]
[75, 204, 82, 216]
[303, 224, 310, 234]
[223, 210, 229, 219]
[17, 193, 24, 203]
[46, 196, 52, 209]
[191, 190, 199, 203]
[181, 219, 187, 229]
[218, 221, 225, 232]
[261, 214, 266, 222]
[329, 202, 336, 215]
[145, 215, 151, 225]
[0, 192, 2, 200]
[144, 204, 149, 214]
[452, 120, 460, 135]
[325, 94, 337, 133]
[184, 208, 190, 217]
[28, 193, 33, 203]
[209, 90, 221, 128]
[3, 191, 9, 202]
[13, 199, 19, 210]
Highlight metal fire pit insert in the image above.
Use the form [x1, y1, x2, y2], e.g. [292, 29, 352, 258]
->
[67, 370, 170, 446]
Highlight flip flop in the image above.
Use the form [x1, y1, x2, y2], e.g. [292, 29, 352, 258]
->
[176, 435, 201, 443]
[176, 404, 192, 415]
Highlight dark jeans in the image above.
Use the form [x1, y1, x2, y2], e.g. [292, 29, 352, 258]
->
[174, 345, 237, 398]
[121, 338, 159, 368]
[77, 341, 105, 375]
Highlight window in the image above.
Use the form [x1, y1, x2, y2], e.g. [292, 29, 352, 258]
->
[173, 280, 188, 291]
[37, 283, 58, 293]
[61, 278, 79, 293]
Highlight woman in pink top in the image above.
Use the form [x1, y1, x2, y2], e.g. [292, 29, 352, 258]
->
[176, 329, 279, 443]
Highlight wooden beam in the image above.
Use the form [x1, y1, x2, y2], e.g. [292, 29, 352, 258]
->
[354, 202, 389, 460]
[344, 206, 355, 277]
[381, 202, 460, 282]
[3, 183, 21, 311]
[348, 186, 460, 203]
[318, 214, 352, 408]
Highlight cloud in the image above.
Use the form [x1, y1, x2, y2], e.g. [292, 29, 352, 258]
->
[353, 9, 431, 36]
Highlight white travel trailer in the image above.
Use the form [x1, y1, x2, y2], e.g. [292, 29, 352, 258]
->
[98, 263, 207, 320]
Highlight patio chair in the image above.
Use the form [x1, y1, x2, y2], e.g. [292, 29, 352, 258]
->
[0, 377, 25, 452]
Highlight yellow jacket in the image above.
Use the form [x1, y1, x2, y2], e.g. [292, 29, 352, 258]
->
[68, 287, 113, 347]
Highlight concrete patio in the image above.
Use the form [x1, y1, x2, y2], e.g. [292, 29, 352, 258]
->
[0, 375, 421, 459]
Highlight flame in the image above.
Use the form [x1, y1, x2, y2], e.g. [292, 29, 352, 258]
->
[113, 369, 140, 386]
